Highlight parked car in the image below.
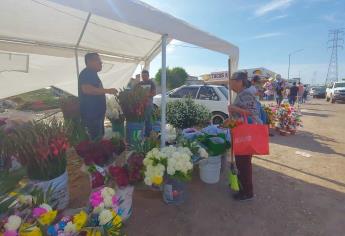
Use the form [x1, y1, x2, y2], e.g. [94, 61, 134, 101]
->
[326, 82, 345, 103]
[309, 86, 326, 98]
[153, 85, 229, 124]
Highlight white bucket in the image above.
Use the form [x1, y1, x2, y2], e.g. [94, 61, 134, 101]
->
[199, 155, 222, 184]
[117, 185, 134, 221]
[31, 171, 69, 210]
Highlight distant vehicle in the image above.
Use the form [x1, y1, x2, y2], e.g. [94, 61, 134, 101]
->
[153, 85, 229, 124]
[309, 86, 326, 98]
[326, 82, 345, 103]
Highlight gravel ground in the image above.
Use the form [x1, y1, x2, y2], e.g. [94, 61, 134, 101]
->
[68, 99, 345, 236]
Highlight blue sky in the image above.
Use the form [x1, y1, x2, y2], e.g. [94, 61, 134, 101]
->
[140, 0, 345, 84]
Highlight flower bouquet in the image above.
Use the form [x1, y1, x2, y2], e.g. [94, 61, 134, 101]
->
[4, 120, 69, 181]
[143, 146, 193, 205]
[47, 209, 88, 236]
[275, 103, 302, 134]
[75, 139, 116, 167]
[263, 105, 277, 127]
[2, 214, 43, 236]
[116, 87, 148, 123]
[84, 187, 123, 236]
[106, 97, 124, 135]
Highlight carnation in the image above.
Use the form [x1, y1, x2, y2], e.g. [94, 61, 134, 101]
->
[99, 209, 114, 226]
[4, 215, 21, 231]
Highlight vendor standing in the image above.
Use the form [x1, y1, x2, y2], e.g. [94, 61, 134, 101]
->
[78, 53, 117, 140]
[136, 70, 156, 137]
[228, 72, 262, 201]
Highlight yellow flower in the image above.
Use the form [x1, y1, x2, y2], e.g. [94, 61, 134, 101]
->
[112, 215, 122, 227]
[19, 223, 42, 236]
[73, 210, 88, 231]
[9, 192, 17, 197]
[152, 176, 163, 185]
[38, 210, 57, 225]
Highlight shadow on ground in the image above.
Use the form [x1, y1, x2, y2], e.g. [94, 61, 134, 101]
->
[124, 165, 345, 236]
[301, 111, 330, 118]
[270, 130, 345, 158]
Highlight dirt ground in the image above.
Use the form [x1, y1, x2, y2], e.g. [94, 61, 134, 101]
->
[68, 99, 345, 236]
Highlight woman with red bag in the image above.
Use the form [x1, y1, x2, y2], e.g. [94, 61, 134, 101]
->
[228, 72, 262, 201]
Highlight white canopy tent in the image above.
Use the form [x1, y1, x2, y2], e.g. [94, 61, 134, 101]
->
[0, 0, 239, 146]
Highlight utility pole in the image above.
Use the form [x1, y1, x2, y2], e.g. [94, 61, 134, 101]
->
[325, 29, 344, 85]
[288, 49, 303, 80]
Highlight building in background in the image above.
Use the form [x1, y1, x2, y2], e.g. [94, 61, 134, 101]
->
[201, 67, 278, 86]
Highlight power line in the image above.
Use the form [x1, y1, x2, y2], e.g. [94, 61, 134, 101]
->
[325, 28, 344, 84]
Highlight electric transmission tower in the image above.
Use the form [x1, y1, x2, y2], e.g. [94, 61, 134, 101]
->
[325, 29, 344, 85]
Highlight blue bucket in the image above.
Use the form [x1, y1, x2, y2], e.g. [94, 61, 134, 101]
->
[163, 177, 187, 205]
[126, 122, 144, 145]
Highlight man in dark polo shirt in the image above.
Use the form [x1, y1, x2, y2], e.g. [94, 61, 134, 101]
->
[289, 82, 299, 106]
[136, 70, 156, 137]
[78, 53, 117, 140]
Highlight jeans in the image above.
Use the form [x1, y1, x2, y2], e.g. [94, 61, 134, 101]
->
[144, 103, 153, 137]
[276, 96, 283, 105]
[82, 117, 105, 141]
[235, 155, 253, 197]
[289, 96, 297, 106]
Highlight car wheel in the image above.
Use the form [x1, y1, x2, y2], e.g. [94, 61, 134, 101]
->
[211, 112, 228, 125]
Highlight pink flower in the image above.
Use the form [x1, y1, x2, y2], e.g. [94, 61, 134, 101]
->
[112, 195, 120, 205]
[90, 191, 104, 207]
[4, 230, 18, 236]
[32, 207, 47, 217]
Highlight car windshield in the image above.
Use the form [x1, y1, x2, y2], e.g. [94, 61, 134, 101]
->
[334, 83, 345, 88]
[218, 86, 228, 99]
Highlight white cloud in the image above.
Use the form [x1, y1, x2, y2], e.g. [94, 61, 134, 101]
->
[255, 0, 294, 16]
[251, 32, 284, 39]
[321, 13, 339, 23]
[268, 14, 289, 21]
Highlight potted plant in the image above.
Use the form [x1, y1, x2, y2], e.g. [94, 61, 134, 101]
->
[166, 97, 211, 131]
[143, 146, 193, 205]
[116, 87, 149, 144]
[4, 120, 70, 209]
[106, 96, 125, 136]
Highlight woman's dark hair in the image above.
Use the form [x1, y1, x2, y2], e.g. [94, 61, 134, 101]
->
[232, 71, 250, 88]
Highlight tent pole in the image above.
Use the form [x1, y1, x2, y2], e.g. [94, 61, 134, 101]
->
[75, 12, 92, 78]
[160, 34, 168, 147]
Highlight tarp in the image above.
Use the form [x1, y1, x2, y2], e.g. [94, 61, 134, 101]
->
[0, 0, 239, 99]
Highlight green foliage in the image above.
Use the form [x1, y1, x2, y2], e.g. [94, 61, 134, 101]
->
[0, 168, 26, 195]
[167, 97, 211, 129]
[154, 67, 189, 90]
[131, 132, 160, 155]
[64, 118, 89, 147]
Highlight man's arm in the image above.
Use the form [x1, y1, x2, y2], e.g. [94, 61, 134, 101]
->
[150, 82, 157, 97]
[81, 84, 117, 95]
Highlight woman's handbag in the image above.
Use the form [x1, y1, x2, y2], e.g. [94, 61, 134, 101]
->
[232, 116, 269, 156]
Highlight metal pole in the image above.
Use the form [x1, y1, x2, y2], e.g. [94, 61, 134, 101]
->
[288, 53, 291, 79]
[75, 12, 92, 78]
[160, 34, 168, 147]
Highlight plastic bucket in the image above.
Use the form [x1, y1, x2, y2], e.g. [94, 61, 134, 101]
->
[163, 177, 187, 205]
[31, 171, 69, 210]
[199, 155, 221, 184]
[152, 121, 161, 132]
[117, 185, 134, 221]
[126, 122, 144, 145]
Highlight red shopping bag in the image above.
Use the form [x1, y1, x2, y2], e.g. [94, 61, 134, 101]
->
[232, 117, 269, 156]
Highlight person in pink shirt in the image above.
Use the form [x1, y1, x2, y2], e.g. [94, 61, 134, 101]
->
[298, 82, 305, 104]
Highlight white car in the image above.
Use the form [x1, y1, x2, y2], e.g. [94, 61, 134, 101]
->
[153, 85, 229, 124]
[326, 82, 345, 103]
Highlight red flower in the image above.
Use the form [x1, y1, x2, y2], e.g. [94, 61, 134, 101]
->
[90, 171, 105, 189]
[108, 165, 129, 187]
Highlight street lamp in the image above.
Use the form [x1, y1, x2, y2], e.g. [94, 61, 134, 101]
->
[288, 49, 304, 80]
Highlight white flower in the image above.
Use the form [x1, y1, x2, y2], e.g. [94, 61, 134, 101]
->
[5, 215, 22, 231]
[39, 203, 52, 212]
[144, 177, 152, 186]
[18, 195, 33, 206]
[64, 222, 77, 234]
[198, 147, 208, 159]
[101, 187, 116, 199]
[99, 209, 114, 225]
[93, 203, 105, 214]
[103, 196, 113, 208]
